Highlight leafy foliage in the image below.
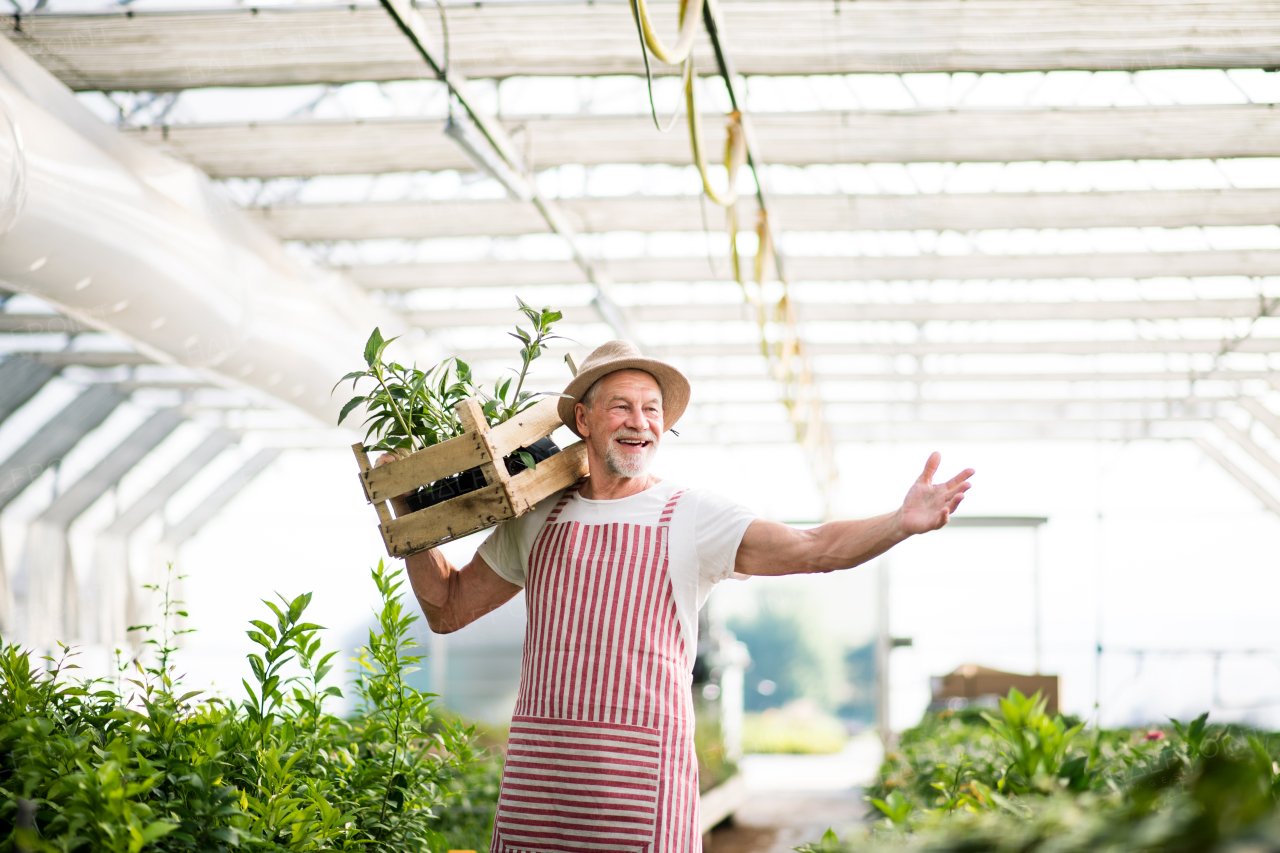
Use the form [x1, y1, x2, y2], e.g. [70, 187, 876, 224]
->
[0, 563, 490, 852]
[798, 689, 1280, 852]
[335, 299, 565, 457]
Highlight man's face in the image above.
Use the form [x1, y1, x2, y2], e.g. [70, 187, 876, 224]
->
[575, 369, 664, 480]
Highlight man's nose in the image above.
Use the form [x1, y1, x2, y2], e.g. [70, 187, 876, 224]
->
[623, 405, 652, 433]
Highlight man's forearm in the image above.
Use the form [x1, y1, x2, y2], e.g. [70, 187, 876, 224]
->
[806, 509, 910, 573]
[737, 511, 912, 576]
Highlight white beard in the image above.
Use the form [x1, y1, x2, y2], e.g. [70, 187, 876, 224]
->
[604, 429, 657, 478]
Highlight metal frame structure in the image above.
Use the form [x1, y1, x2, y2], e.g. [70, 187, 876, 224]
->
[11, 2, 1280, 91]
[1, 0, 1280, 559]
[22, 408, 182, 646]
[92, 429, 237, 645]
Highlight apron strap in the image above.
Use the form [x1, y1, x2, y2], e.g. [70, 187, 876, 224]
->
[659, 488, 687, 528]
[544, 483, 579, 523]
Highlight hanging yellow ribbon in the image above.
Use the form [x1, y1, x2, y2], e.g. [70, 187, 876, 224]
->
[630, 0, 706, 65]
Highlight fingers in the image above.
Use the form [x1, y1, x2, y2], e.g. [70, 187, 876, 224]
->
[946, 467, 976, 488]
[374, 449, 410, 468]
[919, 451, 942, 483]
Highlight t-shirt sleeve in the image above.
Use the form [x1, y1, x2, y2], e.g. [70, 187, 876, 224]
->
[476, 515, 530, 587]
[693, 489, 758, 585]
[475, 487, 566, 587]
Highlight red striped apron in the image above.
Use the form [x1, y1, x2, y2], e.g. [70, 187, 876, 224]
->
[492, 487, 701, 853]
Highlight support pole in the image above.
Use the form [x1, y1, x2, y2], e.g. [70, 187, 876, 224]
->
[875, 555, 891, 753]
[1033, 525, 1042, 674]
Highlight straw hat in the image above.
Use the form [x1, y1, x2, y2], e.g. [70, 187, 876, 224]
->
[558, 340, 691, 438]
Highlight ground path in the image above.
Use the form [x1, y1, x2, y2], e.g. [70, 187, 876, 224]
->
[708, 734, 882, 852]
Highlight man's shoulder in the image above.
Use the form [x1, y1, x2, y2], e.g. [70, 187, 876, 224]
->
[663, 485, 759, 539]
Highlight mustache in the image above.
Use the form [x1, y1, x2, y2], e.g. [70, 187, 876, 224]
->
[611, 428, 658, 443]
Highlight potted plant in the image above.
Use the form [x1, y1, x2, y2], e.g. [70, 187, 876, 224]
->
[339, 300, 588, 557]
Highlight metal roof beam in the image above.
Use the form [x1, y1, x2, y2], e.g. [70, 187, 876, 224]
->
[23, 408, 183, 646]
[1194, 437, 1280, 515]
[35, 408, 184, 527]
[103, 429, 237, 538]
[161, 448, 282, 548]
[15, 351, 152, 368]
[677, 418, 1202, 444]
[0, 355, 57, 424]
[703, 370, 1280, 385]
[252, 189, 1280, 241]
[407, 297, 1280, 328]
[1239, 397, 1280, 440]
[353, 250, 1280, 289]
[130, 107, 1280, 179]
[92, 429, 236, 645]
[14, 2, 1280, 91]
[1213, 419, 1280, 483]
[688, 398, 1228, 420]
[453, 339, 1280, 360]
[0, 384, 124, 513]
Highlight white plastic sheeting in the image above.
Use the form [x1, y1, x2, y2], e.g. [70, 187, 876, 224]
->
[0, 32, 401, 425]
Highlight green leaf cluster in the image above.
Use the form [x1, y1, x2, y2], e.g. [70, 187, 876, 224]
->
[799, 690, 1280, 852]
[336, 300, 566, 457]
[0, 563, 490, 852]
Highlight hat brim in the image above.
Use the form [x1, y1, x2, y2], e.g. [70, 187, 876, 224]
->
[558, 357, 691, 438]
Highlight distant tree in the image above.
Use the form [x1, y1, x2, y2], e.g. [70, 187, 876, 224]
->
[728, 598, 835, 712]
[837, 641, 877, 723]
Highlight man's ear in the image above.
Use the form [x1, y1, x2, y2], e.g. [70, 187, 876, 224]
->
[574, 402, 591, 437]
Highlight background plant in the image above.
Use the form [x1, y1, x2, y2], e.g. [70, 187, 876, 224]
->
[336, 299, 565, 458]
[799, 689, 1280, 852]
[0, 562, 489, 852]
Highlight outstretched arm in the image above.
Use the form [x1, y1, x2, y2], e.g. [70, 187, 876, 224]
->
[734, 452, 974, 577]
[405, 548, 521, 633]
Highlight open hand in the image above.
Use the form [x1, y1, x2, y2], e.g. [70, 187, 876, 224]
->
[900, 452, 974, 535]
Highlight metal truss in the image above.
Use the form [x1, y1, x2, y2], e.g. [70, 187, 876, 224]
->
[22, 409, 182, 647]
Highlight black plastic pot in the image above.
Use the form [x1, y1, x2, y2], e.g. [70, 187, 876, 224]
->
[404, 436, 562, 512]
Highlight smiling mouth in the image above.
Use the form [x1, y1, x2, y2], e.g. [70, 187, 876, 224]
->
[615, 438, 651, 450]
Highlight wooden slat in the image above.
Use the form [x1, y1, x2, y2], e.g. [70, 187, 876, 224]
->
[250, 189, 1280, 241]
[352, 442, 395, 530]
[455, 398, 510, 496]
[382, 480, 512, 555]
[507, 441, 589, 514]
[125, 106, 1280, 179]
[350, 249, 1280, 290]
[12, 2, 1280, 91]
[486, 395, 565, 458]
[359, 432, 489, 503]
[376, 440, 587, 556]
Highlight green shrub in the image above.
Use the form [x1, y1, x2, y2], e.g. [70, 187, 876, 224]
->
[801, 689, 1280, 852]
[0, 562, 489, 852]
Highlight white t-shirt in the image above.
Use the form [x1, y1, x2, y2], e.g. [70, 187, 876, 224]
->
[477, 480, 756, 669]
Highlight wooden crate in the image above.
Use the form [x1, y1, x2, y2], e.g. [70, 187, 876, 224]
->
[353, 396, 588, 557]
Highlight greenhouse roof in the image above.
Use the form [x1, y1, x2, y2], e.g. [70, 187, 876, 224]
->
[5, 0, 1280, 512]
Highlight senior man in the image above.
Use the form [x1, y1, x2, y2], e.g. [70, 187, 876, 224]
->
[403, 340, 973, 852]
